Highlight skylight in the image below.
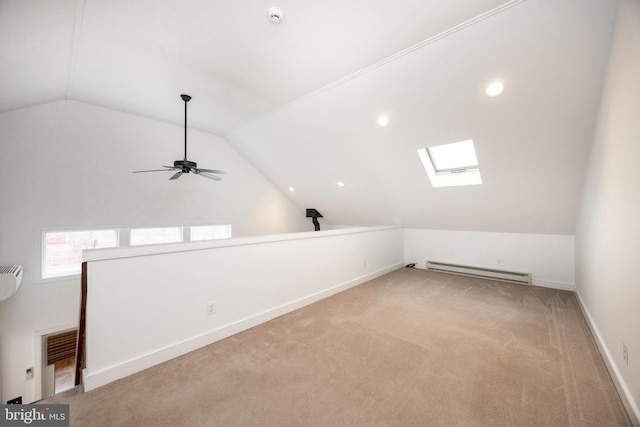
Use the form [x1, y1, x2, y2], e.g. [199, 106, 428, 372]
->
[417, 140, 482, 188]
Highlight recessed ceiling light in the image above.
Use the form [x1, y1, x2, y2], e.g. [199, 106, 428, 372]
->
[377, 115, 389, 127]
[486, 81, 504, 97]
[288, 187, 295, 192]
[337, 181, 345, 187]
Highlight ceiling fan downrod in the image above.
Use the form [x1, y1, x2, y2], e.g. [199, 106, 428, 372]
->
[180, 94, 191, 161]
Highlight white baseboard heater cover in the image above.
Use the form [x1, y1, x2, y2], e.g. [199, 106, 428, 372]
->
[426, 260, 531, 285]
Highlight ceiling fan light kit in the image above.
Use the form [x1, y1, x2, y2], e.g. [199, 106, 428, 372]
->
[133, 94, 226, 181]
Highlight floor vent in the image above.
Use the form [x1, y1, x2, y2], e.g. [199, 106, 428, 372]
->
[426, 260, 531, 285]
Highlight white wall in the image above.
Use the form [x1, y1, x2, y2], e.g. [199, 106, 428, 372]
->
[83, 226, 403, 391]
[404, 229, 574, 290]
[575, 0, 640, 424]
[0, 100, 310, 403]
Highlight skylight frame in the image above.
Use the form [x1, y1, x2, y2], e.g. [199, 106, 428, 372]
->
[417, 140, 482, 188]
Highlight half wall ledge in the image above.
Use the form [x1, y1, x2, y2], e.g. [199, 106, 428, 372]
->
[81, 225, 403, 392]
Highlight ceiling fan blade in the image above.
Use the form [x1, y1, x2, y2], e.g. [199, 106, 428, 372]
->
[196, 171, 223, 181]
[133, 169, 176, 173]
[197, 168, 227, 175]
[169, 171, 183, 180]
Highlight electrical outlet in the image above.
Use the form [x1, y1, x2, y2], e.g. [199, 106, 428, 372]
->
[26, 367, 33, 380]
[363, 260, 368, 268]
[623, 342, 628, 365]
[207, 301, 217, 316]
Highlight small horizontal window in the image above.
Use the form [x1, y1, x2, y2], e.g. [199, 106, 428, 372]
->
[418, 140, 482, 188]
[190, 225, 231, 241]
[130, 227, 183, 246]
[42, 230, 118, 278]
[42, 224, 232, 279]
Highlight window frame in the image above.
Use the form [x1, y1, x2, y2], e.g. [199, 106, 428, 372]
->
[41, 228, 120, 281]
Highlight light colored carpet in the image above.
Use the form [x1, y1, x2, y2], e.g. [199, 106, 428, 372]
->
[47, 268, 631, 426]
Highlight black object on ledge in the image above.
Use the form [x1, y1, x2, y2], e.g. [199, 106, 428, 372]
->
[306, 209, 323, 231]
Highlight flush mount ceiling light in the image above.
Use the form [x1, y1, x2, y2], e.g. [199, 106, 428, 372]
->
[267, 7, 284, 23]
[337, 181, 345, 187]
[288, 186, 295, 192]
[486, 81, 504, 97]
[377, 115, 389, 127]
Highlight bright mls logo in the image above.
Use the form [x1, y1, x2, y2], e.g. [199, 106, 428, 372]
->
[1, 404, 69, 426]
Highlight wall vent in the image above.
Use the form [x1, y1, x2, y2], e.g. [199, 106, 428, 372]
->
[0, 264, 23, 301]
[426, 260, 531, 285]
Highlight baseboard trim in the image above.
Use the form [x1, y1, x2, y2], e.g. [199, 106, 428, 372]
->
[575, 288, 640, 426]
[84, 262, 404, 392]
[531, 278, 574, 292]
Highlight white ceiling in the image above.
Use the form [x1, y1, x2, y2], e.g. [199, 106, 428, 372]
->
[1, 0, 511, 133]
[0, 0, 620, 234]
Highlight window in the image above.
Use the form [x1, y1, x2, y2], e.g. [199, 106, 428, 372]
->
[42, 230, 118, 278]
[130, 227, 183, 246]
[417, 140, 482, 188]
[42, 224, 232, 279]
[190, 225, 231, 241]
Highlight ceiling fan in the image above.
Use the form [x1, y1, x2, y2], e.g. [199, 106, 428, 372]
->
[133, 94, 227, 181]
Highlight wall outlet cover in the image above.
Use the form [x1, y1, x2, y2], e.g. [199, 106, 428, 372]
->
[207, 301, 217, 315]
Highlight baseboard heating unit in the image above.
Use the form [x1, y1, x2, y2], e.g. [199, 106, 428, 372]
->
[425, 261, 531, 285]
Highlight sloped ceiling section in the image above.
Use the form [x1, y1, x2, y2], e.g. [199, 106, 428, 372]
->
[0, 0, 511, 133]
[0, 0, 618, 234]
[227, 0, 619, 234]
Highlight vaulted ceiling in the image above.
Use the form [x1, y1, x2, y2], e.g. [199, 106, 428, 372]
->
[0, 0, 619, 234]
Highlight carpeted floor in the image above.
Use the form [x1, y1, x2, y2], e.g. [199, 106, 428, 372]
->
[46, 268, 631, 426]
